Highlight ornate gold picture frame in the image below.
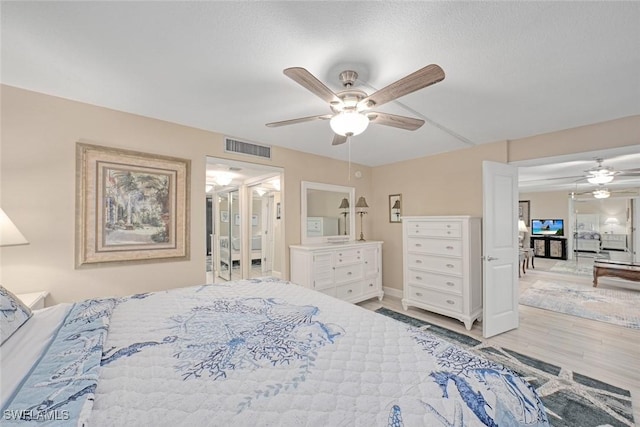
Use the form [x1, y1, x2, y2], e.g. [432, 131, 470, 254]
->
[76, 143, 190, 267]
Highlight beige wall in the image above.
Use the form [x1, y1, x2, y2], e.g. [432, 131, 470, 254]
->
[0, 85, 372, 304]
[370, 116, 639, 293]
[519, 190, 571, 231]
[2, 84, 638, 303]
[508, 116, 640, 162]
[370, 141, 508, 291]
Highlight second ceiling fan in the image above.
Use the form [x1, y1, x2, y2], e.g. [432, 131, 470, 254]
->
[266, 65, 445, 146]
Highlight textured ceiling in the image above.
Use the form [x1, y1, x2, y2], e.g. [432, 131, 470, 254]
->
[1, 1, 639, 167]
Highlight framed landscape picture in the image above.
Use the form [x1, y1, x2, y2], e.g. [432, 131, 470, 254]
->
[76, 143, 190, 267]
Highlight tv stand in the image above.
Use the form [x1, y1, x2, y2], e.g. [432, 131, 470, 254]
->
[531, 236, 567, 260]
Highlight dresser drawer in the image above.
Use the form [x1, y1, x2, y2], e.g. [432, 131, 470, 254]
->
[406, 269, 462, 294]
[334, 248, 363, 265]
[334, 264, 364, 284]
[336, 281, 363, 300]
[406, 221, 462, 238]
[406, 285, 463, 313]
[362, 280, 378, 294]
[312, 252, 334, 290]
[407, 253, 463, 275]
[406, 237, 462, 256]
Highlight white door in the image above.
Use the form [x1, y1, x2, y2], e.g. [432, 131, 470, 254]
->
[482, 161, 519, 338]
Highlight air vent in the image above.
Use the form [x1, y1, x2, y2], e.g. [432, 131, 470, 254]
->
[224, 138, 271, 160]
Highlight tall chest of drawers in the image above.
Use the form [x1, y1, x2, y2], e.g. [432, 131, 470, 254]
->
[402, 216, 482, 330]
[290, 241, 383, 304]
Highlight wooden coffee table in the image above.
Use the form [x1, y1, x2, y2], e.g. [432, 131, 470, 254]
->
[593, 259, 640, 287]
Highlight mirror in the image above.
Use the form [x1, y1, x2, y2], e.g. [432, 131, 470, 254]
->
[301, 181, 355, 244]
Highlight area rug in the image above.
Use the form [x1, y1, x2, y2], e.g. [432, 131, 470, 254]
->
[375, 307, 635, 427]
[549, 259, 595, 277]
[519, 280, 640, 329]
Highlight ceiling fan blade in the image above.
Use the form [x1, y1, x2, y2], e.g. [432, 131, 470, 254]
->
[618, 169, 640, 176]
[520, 175, 585, 183]
[367, 112, 424, 131]
[266, 114, 333, 128]
[360, 64, 445, 108]
[283, 67, 341, 104]
[332, 134, 347, 146]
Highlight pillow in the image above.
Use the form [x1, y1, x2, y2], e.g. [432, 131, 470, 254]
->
[0, 285, 33, 345]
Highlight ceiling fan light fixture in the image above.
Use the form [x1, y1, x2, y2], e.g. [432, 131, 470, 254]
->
[587, 173, 614, 185]
[330, 110, 369, 137]
[215, 172, 233, 186]
[593, 188, 610, 199]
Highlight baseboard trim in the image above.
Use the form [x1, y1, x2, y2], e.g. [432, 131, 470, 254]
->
[383, 286, 402, 299]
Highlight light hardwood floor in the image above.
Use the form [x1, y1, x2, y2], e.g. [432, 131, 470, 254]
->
[358, 267, 640, 423]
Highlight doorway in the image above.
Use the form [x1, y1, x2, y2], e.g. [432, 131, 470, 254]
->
[205, 157, 283, 283]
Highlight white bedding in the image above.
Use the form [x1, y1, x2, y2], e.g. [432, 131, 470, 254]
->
[2, 279, 549, 426]
[0, 303, 71, 407]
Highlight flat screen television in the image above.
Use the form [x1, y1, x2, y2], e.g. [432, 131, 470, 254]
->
[531, 219, 564, 236]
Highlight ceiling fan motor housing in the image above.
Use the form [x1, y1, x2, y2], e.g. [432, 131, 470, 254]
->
[339, 70, 358, 87]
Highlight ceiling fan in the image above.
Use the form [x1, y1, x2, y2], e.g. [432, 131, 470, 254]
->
[570, 184, 639, 199]
[582, 158, 640, 184]
[266, 65, 445, 145]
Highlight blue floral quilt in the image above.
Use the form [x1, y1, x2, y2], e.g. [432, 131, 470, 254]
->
[3, 278, 548, 426]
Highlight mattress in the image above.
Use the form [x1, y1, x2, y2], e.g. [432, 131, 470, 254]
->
[1, 278, 548, 426]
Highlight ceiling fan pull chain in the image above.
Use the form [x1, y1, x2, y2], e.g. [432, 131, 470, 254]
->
[348, 136, 352, 181]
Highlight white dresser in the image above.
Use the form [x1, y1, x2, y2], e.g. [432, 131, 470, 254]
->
[402, 216, 482, 330]
[290, 241, 383, 304]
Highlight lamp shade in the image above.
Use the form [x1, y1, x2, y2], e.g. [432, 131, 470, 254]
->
[0, 208, 28, 247]
[330, 111, 369, 136]
[604, 217, 619, 225]
[355, 196, 369, 209]
[518, 220, 528, 232]
[339, 198, 350, 209]
[392, 200, 401, 209]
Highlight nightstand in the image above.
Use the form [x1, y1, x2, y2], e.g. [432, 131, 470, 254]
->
[16, 291, 49, 310]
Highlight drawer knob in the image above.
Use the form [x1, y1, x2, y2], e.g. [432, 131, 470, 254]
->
[447, 231, 451, 234]
[365, 261, 368, 264]
[447, 224, 451, 228]
[446, 281, 454, 286]
[415, 260, 423, 264]
[357, 256, 361, 260]
[416, 292, 423, 297]
[416, 276, 422, 280]
[446, 246, 454, 250]
[446, 264, 454, 268]
[347, 289, 353, 293]
[368, 283, 373, 287]
[415, 243, 422, 247]
[446, 300, 455, 305]
[347, 271, 352, 275]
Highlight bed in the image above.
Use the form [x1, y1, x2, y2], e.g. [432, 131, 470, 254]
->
[1, 280, 549, 426]
[219, 235, 262, 267]
[574, 231, 601, 253]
